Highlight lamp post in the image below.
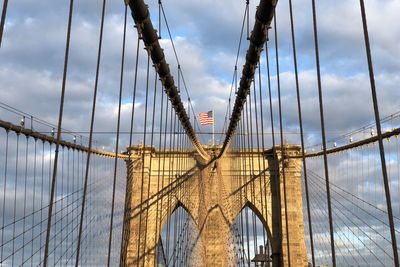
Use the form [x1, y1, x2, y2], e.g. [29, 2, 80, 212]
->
[251, 245, 271, 267]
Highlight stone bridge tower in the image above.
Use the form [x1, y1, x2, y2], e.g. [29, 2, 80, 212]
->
[120, 145, 308, 267]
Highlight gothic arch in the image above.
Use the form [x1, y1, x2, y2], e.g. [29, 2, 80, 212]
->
[236, 200, 273, 243]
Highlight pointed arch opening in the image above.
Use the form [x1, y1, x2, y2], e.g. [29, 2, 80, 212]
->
[156, 202, 203, 266]
[231, 201, 273, 266]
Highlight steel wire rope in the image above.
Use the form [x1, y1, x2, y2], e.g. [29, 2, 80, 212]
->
[107, 5, 128, 266]
[247, 86, 258, 256]
[307, 174, 394, 256]
[143, 70, 158, 261]
[159, 2, 204, 141]
[157, 97, 169, 265]
[0, 130, 9, 263]
[11, 133, 20, 266]
[272, 13, 292, 266]
[220, 4, 249, 143]
[10, 192, 89, 265]
[243, 104, 251, 267]
[359, 0, 399, 264]
[159, 92, 170, 265]
[257, 60, 271, 260]
[238, 118, 247, 267]
[253, 73, 267, 253]
[75, 0, 107, 262]
[38, 141, 45, 263]
[135, 53, 151, 267]
[287, 0, 315, 264]
[265, 39, 283, 265]
[64, 148, 71, 265]
[153, 79, 165, 266]
[30, 137, 38, 266]
[21, 136, 29, 264]
[119, 32, 141, 266]
[306, 111, 400, 150]
[43, 0, 74, 264]
[308, 177, 386, 265]
[167, 112, 178, 265]
[168, 207, 190, 266]
[165, 104, 175, 262]
[0, 0, 9, 47]
[307, 186, 362, 266]
[172, 128, 181, 266]
[307, 168, 400, 233]
[0, 174, 87, 234]
[128, 35, 141, 155]
[310, 0, 336, 264]
[252, 69, 267, 251]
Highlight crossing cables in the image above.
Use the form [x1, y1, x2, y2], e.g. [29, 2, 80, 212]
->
[126, 0, 209, 161]
[219, 0, 277, 157]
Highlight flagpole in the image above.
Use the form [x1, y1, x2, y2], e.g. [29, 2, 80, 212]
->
[212, 109, 215, 146]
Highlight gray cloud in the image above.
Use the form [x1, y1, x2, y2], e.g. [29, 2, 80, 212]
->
[0, 0, 399, 265]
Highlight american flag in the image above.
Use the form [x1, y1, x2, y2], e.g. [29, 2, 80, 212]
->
[198, 110, 214, 125]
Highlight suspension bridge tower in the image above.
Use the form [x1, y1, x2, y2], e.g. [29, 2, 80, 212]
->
[121, 145, 308, 267]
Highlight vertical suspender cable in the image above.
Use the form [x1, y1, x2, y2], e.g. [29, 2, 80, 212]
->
[246, 0, 250, 40]
[0, 130, 9, 263]
[287, 0, 315, 264]
[247, 89, 258, 253]
[107, 5, 127, 266]
[254, 63, 266, 249]
[241, 119, 247, 267]
[359, 0, 399, 265]
[244, 104, 251, 267]
[121, 34, 141, 264]
[128, 35, 141, 153]
[265, 43, 275, 149]
[158, 0, 161, 38]
[75, 0, 107, 264]
[239, 111, 246, 267]
[273, 14, 291, 267]
[22, 136, 29, 263]
[143, 71, 158, 260]
[12, 133, 20, 266]
[253, 74, 265, 249]
[154, 81, 165, 266]
[265, 41, 282, 266]
[39, 141, 45, 262]
[31, 138, 37, 266]
[159, 99, 169, 262]
[0, 0, 8, 47]
[257, 60, 272, 264]
[165, 107, 174, 260]
[136, 54, 150, 267]
[43, 1, 74, 265]
[170, 114, 178, 264]
[310, 0, 336, 265]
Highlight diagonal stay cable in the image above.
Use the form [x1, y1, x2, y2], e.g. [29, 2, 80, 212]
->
[308, 177, 389, 264]
[307, 169, 400, 227]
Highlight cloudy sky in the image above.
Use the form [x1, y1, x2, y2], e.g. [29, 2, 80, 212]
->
[0, 0, 399, 266]
[1, 0, 399, 151]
